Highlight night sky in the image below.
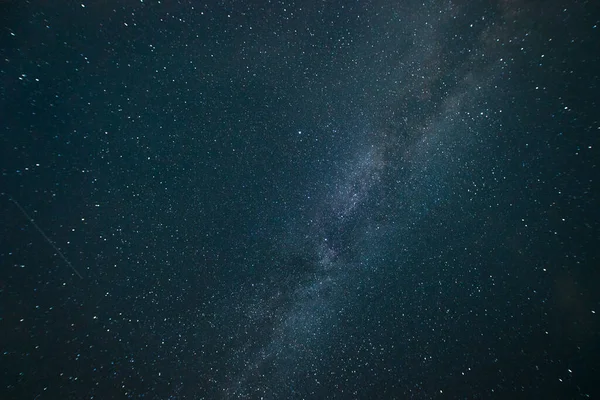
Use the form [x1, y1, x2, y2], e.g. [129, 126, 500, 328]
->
[1, 0, 599, 399]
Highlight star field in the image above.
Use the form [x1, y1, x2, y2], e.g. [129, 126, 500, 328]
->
[1, 0, 599, 399]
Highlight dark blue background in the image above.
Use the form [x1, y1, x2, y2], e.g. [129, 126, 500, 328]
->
[1, 0, 599, 398]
